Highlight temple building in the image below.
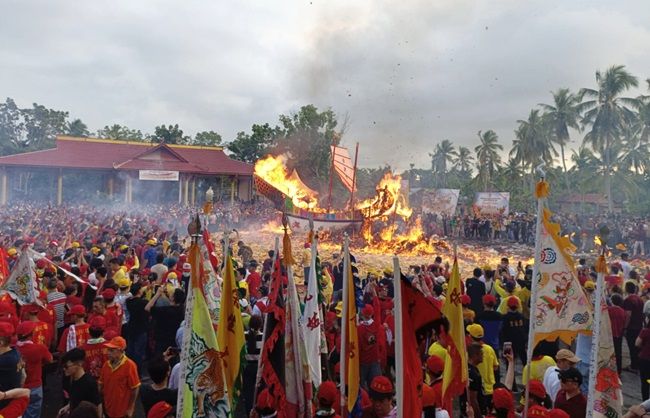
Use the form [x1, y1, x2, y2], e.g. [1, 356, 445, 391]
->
[0, 136, 253, 205]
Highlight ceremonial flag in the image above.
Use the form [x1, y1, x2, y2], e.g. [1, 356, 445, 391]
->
[441, 256, 468, 409]
[394, 257, 443, 418]
[340, 238, 360, 414]
[201, 229, 220, 273]
[586, 256, 623, 418]
[256, 258, 287, 412]
[285, 239, 312, 418]
[217, 254, 246, 410]
[301, 236, 322, 386]
[0, 250, 40, 305]
[331, 145, 357, 192]
[0, 248, 9, 287]
[177, 243, 229, 417]
[532, 181, 592, 345]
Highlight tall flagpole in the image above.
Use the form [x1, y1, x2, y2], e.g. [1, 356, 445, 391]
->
[392, 255, 404, 418]
[522, 165, 546, 418]
[586, 230, 608, 418]
[348, 142, 359, 217]
[339, 234, 350, 417]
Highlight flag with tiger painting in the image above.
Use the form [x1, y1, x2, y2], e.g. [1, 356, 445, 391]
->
[589, 256, 623, 418]
[177, 243, 229, 417]
[533, 206, 592, 345]
[0, 250, 40, 305]
[216, 253, 246, 411]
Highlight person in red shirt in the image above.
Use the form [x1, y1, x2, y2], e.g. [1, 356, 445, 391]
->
[315, 381, 341, 418]
[609, 293, 627, 374]
[102, 289, 123, 335]
[624, 281, 645, 371]
[15, 321, 53, 418]
[58, 305, 90, 353]
[80, 316, 108, 379]
[99, 337, 140, 418]
[0, 388, 30, 418]
[425, 355, 444, 410]
[554, 368, 586, 418]
[358, 304, 381, 390]
[0, 301, 19, 331]
[21, 305, 52, 349]
[246, 261, 262, 300]
[88, 296, 120, 337]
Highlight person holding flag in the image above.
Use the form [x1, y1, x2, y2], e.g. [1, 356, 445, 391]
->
[441, 252, 468, 414]
[340, 235, 361, 417]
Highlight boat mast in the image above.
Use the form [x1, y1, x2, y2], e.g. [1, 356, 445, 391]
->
[327, 138, 336, 213]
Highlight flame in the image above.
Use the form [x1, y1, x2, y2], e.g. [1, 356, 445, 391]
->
[254, 155, 322, 211]
[356, 172, 412, 220]
[594, 235, 602, 246]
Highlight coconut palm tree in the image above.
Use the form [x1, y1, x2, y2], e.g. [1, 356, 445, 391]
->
[429, 139, 456, 187]
[452, 146, 474, 175]
[621, 125, 650, 175]
[474, 130, 503, 191]
[540, 88, 582, 190]
[515, 109, 557, 170]
[580, 65, 640, 211]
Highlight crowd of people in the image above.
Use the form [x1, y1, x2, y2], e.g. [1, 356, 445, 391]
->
[0, 203, 649, 417]
[423, 210, 650, 256]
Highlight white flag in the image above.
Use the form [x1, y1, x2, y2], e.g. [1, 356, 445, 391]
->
[0, 250, 40, 305]
[301, 237, 322, 386]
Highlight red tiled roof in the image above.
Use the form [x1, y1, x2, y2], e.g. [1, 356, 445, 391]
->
[0, 136, 252, 176]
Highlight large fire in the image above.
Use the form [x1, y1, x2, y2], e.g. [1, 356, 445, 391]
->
[254, 155, 322, 211]
[254, 154, 437, 255]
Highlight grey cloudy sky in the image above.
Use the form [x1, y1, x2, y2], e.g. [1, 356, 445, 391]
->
[2, 0, 649, 170]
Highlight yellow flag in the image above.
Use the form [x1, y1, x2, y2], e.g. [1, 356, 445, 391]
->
[217, 254, 246, 409]
[343, 247, 359, 413]
[441, 257, 468, 409]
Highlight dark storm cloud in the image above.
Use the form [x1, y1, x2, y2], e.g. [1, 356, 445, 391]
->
[1, 0, 649, 169]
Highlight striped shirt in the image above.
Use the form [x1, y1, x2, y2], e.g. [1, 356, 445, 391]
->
[47, 291, 67, 329]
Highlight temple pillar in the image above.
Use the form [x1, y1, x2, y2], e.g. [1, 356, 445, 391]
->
[230, 177, 236, 205]
[183, 176, 189, 206]
[57, 169, 63, 205]
[108, 175, 114, 198]
[178, 177, 183, 204]
[190, 177, 196, 206]
[125, 174, 133, 203]
[0, 169, 7, 206]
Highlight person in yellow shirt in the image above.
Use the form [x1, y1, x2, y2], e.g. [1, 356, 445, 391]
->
[522, 343, 557, 385]
[495, 279, 523, 314]
[427, 335, 448, 386]
[467, 323, 499, 399]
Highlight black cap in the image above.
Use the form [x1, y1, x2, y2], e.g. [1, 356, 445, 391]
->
[558, 367, 583, 385]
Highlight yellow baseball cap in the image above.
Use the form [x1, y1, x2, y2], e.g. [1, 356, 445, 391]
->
[467, 323, 484, 339]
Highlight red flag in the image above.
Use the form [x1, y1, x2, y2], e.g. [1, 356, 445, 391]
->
[0, 248, 9, 287]
[201, 229, 219, 272]
[399, 275, 442, 418]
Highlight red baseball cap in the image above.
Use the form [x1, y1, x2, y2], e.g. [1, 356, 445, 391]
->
[529, 379, 547, 400]
[147, 401, 173, 418]
[549, 409, 570, 418]
[460, 294, 471, 306]
[361, 304, 374, 318]
[369, 376, 394, 398]
[16, 321, 35, 337]
[105, 336, 127, 350]
[317, 381, 338, 406]
[482, 294, 497, 306]
[426, 355, 445, 374]
[69, 305, 86, 316]
[88, 316, 107, 330]
[102, 289, 116, 300]
[492, 387, 513, 410]
[507, 296, 520, 308]
[0, 322, 14, 338]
